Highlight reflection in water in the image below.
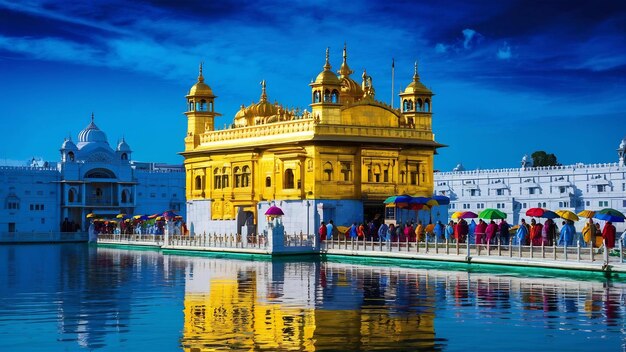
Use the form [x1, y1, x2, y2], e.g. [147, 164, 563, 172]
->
[0, 245, 625, 351]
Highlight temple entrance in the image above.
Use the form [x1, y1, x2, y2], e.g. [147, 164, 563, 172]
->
[363, 201, 384, 227]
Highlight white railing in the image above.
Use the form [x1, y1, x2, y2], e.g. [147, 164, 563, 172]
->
[321, 236, 625, 265]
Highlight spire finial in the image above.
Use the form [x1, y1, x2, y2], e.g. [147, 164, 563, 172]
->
[338, 42, 353, 77]
[198, 62, 204, 82]
[324, 47, 331, 70]
[260, 80, 267, 101]
[413, 60, 420, 81]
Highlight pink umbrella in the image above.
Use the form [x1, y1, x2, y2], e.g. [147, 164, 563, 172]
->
[459, 211, 478, 219]
[265, 206, 284, 216]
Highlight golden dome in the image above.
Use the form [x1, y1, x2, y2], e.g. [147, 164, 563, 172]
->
[187, 63, 215, 97]
[340, 77, 363, 97]
[403, 61, 432, 94]
[313, 48, 341, 85]
[245, 80, 278, 118]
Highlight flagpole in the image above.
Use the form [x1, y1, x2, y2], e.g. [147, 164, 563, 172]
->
[391, 58, 395, 109]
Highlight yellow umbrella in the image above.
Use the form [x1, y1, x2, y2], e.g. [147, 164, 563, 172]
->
[577, 210, 595, 218]
[116, 213, 127, 219]
[86, 213, 96, 218]
[426, 199, 439, 207]
[451, 211, 464, 219]
[556, 209, 579, 221]
[336, 226, 349, 234]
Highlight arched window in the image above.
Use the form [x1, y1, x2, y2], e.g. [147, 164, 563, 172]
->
[121, 153, 128, 160]
[417, 98, 423, 112]
[67, 151, 75, 162]
[340, 161, 351, 181]
[188, 101, 194, 111]
[331, 90, 339, 103]
[196, 99, 207, 111]
[242, 166, 251, 187]
[209, 101, 214, 112]
[284, 169, 295, 189]
[214, 168, 221, 189]
[222, 167, 229, 188]
[234, 167, 242, 188]
[313, 91, 321, 103]
[68, 188, 76, 203]
[403, 99, 409, 112]
[373, 165, 381, 183]
[424, 99, 430, 112]
[121, 189, 129, 203]
[195, 176, 202, 190]
[400, 170, 406, 184]
[265, 176, 271, 187]
[323, 162, 333, 181]
[323, 89, 331, 102]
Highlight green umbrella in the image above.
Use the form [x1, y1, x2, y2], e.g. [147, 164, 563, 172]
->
[478, 208, 507, 220]
[596, 208, 625, 219]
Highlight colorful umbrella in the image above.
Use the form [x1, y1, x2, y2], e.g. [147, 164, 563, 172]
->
[133, 215, 148, 220]
[596, 208, 625, 218]
[163, 210, 179, 219]
[86, 213, 96, 218]
[451, 211, 465, 219]
[265, 206, 284, 216]
[458, 211, 479, 219]
[336, 226, 349, 234]
[526, 208, 546, 217]
[432, 195, 450, 205]
[594, 213, 625, 223]
[478, 208, 507, 220]
[384, 195, 411, 204]
[555, 209, 579, 222]
[540, 210, 559, 219]
[577, 210, 595, 218]
[115, 213, 127, 219]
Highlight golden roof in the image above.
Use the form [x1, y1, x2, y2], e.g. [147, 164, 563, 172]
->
[188, 63, 215, 97]
[403, 61, 432, 95]
[313, 48, 341, 85]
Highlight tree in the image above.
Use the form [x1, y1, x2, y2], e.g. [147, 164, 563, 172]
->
[531, 151, 559, 167]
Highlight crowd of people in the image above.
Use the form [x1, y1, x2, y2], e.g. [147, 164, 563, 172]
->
[318, 217, 625, 250]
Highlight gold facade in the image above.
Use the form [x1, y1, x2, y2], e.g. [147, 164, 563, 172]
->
[182, 47, 443, 221]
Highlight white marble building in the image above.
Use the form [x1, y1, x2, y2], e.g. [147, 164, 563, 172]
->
[434, 138, 626, 232]
[1, 116, 185, 235]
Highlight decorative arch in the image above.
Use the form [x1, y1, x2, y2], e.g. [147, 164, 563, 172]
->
[424, 98, 430, 112]
[417, 98, 423, 112]
[222, 167, 229, 188]
[68, 188, 77, 203]
[331, 89, 339, 103]
[213, 168, 222, 189]
[242, 166, 251, 187]
[234, 166, 242, 188]
[195, 175, 202, 190]
[121, 153, 128, 160]
[67, 151, 75, 162]
[323, 162, 333, 181]
[284, 169, 295, 189]
[121, 189, 130, 203]
[323, 89, 331, 102]
[313, 90, 321, 103]
[84, 168, 116, 179]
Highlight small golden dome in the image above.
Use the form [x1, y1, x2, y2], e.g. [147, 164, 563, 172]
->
[313, 47, 341, 85]
[340, 77, 363, 97]
[188, 63, 215, 97]
[403, 61, 432, 94]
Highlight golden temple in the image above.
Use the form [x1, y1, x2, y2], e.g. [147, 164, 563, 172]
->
[182, 45, 443, 235]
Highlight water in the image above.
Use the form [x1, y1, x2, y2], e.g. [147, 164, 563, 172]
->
[0, 244, 624, 351]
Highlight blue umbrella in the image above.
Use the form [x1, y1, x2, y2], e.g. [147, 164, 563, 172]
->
[432, 195, 450, 205]
[540, 210, 559, 219]
[593, 213, 625, 223]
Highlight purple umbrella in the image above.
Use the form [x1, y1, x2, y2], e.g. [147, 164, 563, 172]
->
[265, 206, 284, 216]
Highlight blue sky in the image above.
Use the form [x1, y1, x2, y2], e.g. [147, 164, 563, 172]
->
[0, 0, 625, 171]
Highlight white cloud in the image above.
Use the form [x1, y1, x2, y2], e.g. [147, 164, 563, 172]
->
[497, 41, 511, 60]
[462, 28, 477, 49]
[435, 43, 448, 53]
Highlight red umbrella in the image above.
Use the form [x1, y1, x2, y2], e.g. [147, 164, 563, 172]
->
[265, 206, 284, 216]
[526, 208, 546, 217]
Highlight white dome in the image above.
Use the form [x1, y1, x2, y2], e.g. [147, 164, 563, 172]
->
[60, 138, 78, 151]
[117, 138, 131, 152]
[78, 120, 108, 143]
